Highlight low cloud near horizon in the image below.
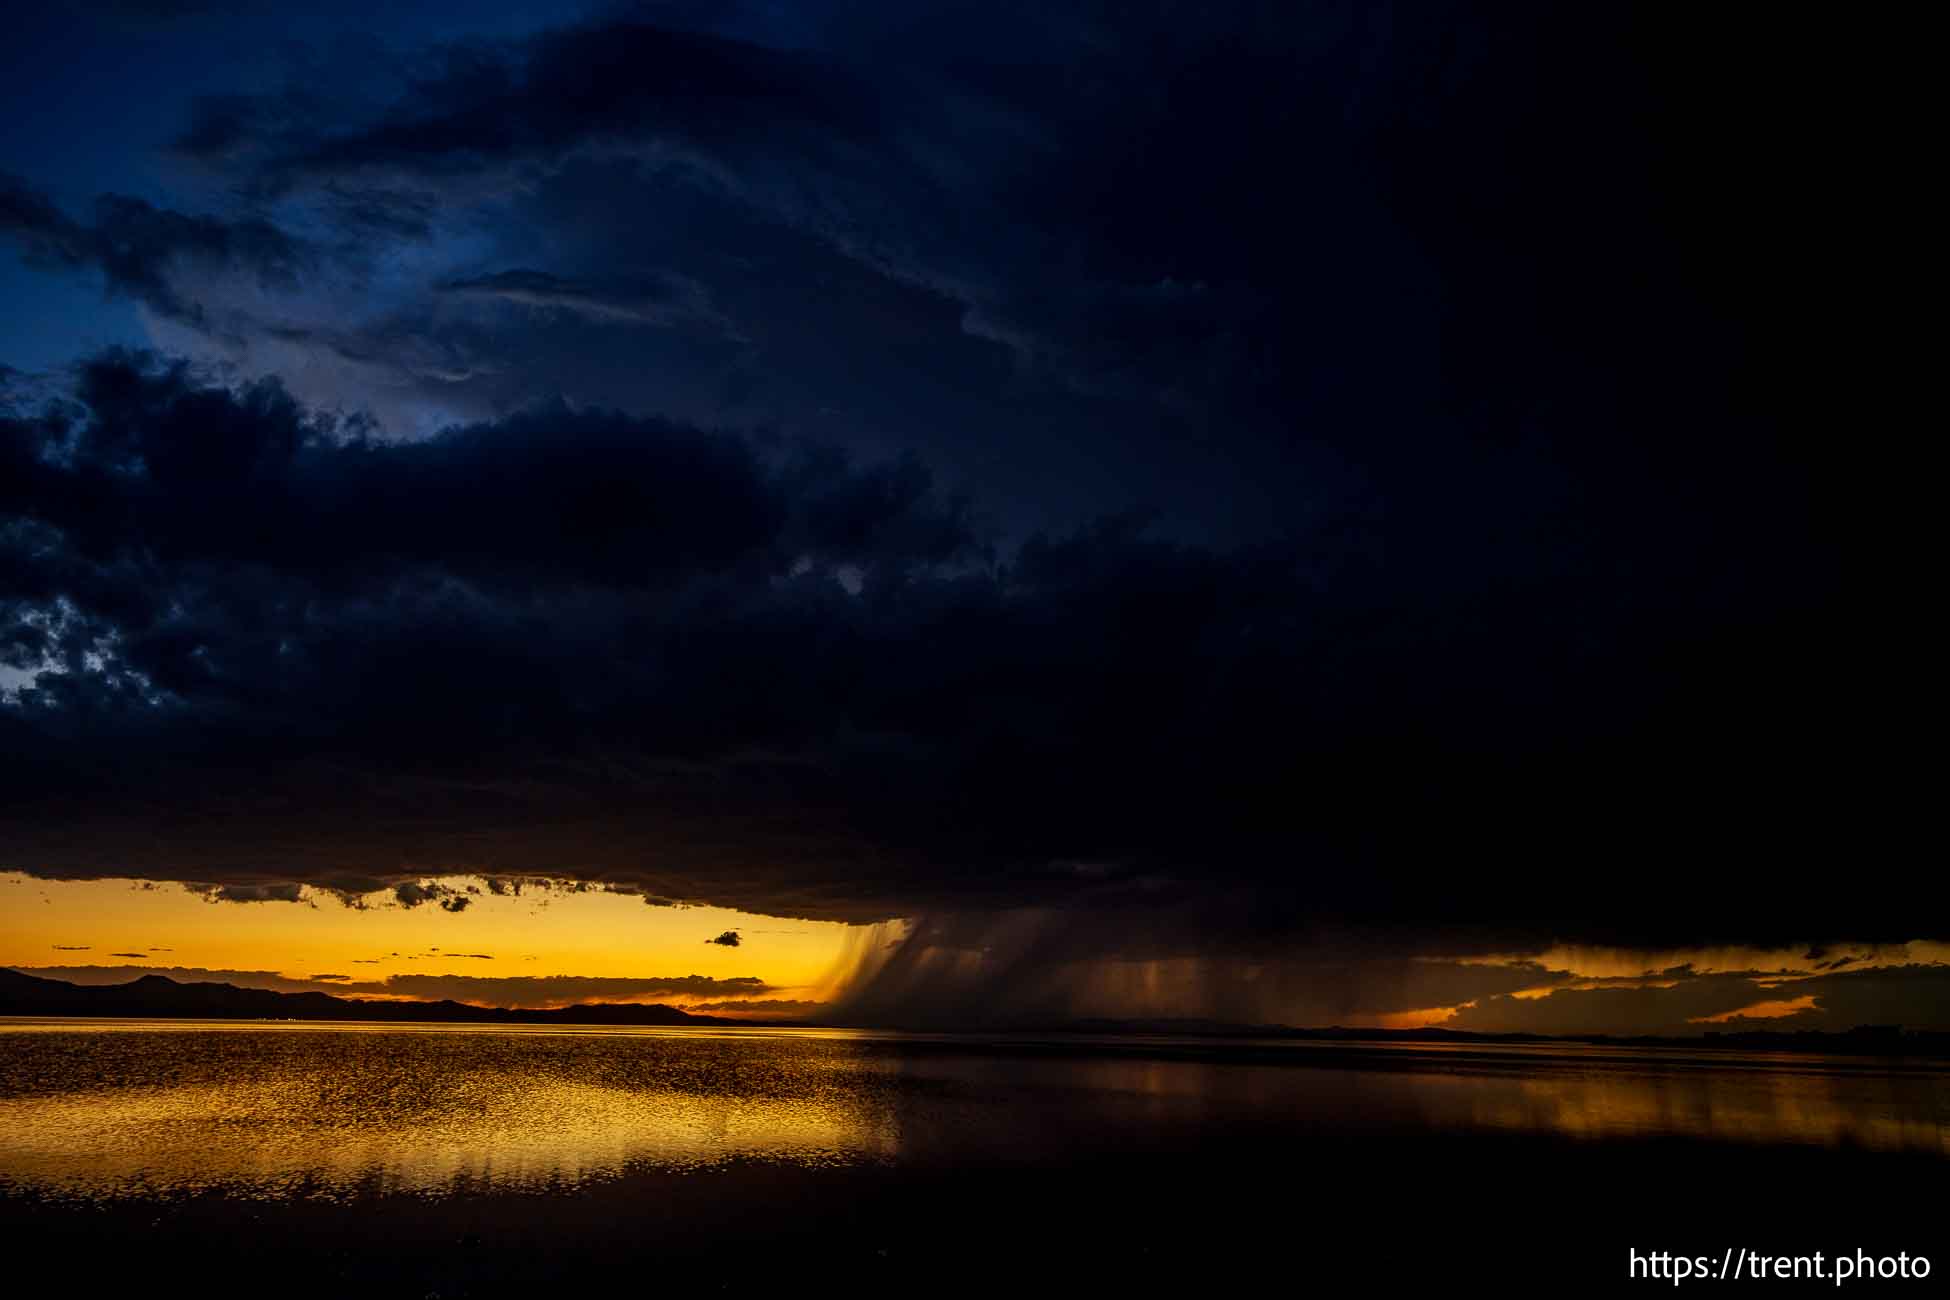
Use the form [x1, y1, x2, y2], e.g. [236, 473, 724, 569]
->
[12, 949, 1950, 1036]
[10, 965, 780, 1010]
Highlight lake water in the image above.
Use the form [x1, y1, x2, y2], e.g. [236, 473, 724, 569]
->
[3, 1019, 1946, 1294]
[3, 1018, 1945, 1203]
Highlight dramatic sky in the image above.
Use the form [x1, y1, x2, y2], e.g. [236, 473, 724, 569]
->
[0, 2, 1935, 1033]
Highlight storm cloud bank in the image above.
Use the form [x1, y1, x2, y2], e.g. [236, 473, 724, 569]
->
[0, 3, 1932, 1029]
[0, 349, 1918, 953]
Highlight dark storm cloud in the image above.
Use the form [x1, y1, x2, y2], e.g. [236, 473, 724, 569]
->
[187, 883, 310, 905]
[0, 343, 1918, 955]
[0, 175, 309, 326]
[0, 2, 1928, 1026]
[146, 4, 1862, 474]
[0, 352, 972, 606]
[157, 10, 1196, 428]
[20, 4, 1889, 547]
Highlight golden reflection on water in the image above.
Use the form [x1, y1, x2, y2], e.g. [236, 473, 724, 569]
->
[0, 1021, 1944, 1203]
[0, 1021, 901, 1200]
[1424, 1057, 1950, 1152]
[882, 1039, 1950, 1156]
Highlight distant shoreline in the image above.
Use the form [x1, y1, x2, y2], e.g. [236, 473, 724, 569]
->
[5, 968, 1947, 1058]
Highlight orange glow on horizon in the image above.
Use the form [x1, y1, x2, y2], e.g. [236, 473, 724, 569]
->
[1452, 941, 1950, 982]
[1688, 995, 1820, 1025]
[0, 872, 860, 1014]
[1374, 1004, 1464, 1030]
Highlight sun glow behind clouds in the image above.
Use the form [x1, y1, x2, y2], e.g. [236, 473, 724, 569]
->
[10, 872, 1949, 1032]
[1455, 942, 1950, 981]
[0, 872, 858, 1012]
[1689, 996, 1822, 1024]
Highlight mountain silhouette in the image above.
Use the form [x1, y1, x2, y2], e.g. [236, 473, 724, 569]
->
[0, 968, 745, 1025]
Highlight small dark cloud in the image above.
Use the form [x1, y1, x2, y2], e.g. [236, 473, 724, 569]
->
[705, 931, 742, 948]
[310, 973, 351, 981]
[108, 951, 148, 958]
[394, 881, 473, 912]
[51, 945, 90, 951]
[188, 883, 308, 905]
[691, 998, 826, 1015]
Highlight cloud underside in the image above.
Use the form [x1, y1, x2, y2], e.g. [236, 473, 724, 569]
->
[0, 351, 1925, 955]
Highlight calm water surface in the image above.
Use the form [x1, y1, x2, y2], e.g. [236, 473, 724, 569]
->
[2, 1018, 1945, 1202]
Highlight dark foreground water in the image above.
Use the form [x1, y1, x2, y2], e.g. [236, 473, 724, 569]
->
[2, 1019, 1945, 1294]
